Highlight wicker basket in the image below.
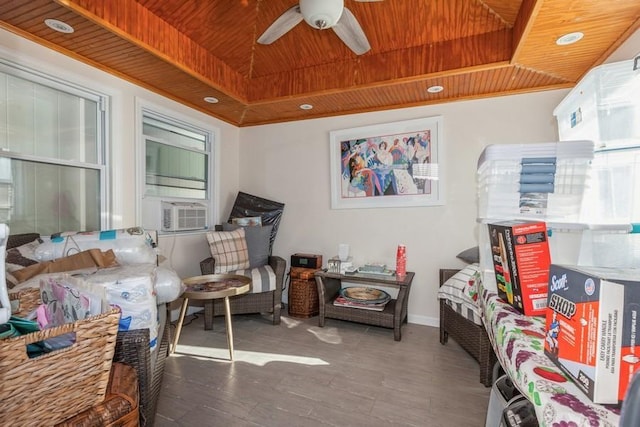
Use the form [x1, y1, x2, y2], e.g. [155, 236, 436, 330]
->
[56, 362, 140, 427]
[1, 289, 121, 426]
[288, 268, 320, 318]
[8, 288, 41, 318]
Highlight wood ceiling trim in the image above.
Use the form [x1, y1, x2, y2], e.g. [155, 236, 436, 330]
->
[590, 16, 640, 73]
[247, 29, 514, 102]
[477, 0, 523, 26]
[240, 67, 572, 127]
[510, 0, 541, 65]
[0, 18, 245, 126]
[56, 0, 249, 101]
[244, 61, 514, 107]
[2, 0, 635, 127]
[137, 0, 258, 78]
[0, 13, 573, 128]
[2, 2, 60, 26]
[510, 0, 640, 82]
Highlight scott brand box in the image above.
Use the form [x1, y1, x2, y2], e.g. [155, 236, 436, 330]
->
[487, 220, 551, 315]
[544, 264, 640, 404]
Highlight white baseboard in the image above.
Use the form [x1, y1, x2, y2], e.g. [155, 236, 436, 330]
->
[408, 314, 439, 328]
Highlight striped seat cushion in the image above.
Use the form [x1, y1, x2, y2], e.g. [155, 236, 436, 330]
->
[444, 298, 483, 326]
[232, 265, 276, 293]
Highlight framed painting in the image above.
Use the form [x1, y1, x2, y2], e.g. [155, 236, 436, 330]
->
[329, 116, 444, 209]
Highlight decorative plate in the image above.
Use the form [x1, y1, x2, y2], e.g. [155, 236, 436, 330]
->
[340, 287, 391, 304]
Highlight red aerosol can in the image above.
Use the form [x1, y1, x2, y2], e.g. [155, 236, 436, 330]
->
[396, 244, 406, 280]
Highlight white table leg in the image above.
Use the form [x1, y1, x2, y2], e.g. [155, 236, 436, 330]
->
[171, 296, 189, 354]
[224, 295, 234, 361]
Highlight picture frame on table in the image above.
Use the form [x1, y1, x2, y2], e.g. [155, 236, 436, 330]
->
[329, 116, 444, 209]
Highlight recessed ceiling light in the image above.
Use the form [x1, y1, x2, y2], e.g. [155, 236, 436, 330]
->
[203, 96, 219, 104]
[44, 19, 74, 34]
[299, 104, 313, 110]
[427, 85, 444, 94]
[556, 32, 584, 46]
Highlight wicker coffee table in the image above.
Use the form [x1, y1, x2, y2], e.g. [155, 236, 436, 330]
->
[171, 274, 251, 361]
[315, 270, 414, 341]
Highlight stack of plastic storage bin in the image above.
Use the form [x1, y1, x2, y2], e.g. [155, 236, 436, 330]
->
[551, 56, 640, 270]
[478, 56, 640, 427]
[477, 140, 594, 223]
[477, 141, 595, 291]
[554, 57, 640, 227]
[554, 58, 639, 151]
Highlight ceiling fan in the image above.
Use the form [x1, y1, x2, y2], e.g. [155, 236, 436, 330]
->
[257, 0, 381, 55]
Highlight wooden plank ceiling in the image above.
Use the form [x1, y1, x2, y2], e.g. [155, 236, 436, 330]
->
[1, 0, 639, 127]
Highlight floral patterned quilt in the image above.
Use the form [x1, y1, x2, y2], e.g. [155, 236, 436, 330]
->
[480, 287, 621, 427]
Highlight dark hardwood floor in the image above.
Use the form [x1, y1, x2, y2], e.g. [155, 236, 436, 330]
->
[156, 310, 490, 426]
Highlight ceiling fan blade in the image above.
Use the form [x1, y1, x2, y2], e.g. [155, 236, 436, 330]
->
[354, 0, 383, 2]
[332, 7, 371, 55]
[257, 5, 304, 45]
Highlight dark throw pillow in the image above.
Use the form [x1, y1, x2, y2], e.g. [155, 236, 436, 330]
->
[456, 246, 480, 264]
[222, 223, 273, 268]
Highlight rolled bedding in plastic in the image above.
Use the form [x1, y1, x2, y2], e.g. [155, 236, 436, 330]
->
[34, 227, 157, 265]
[154, 266, 184, 304]
[82, 265, 159, 350]
[12, 264, 184, 350]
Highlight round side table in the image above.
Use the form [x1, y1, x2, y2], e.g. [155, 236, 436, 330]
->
[171, 274, 251, 361]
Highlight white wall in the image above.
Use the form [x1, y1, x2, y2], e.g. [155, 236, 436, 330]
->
[0, 29, 241, 278]
[238, 92, 566, 326]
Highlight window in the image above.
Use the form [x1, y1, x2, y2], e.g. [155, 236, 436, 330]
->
[0, 60, 107, 235]
[140, 108, 214, 231]
[143, 113, 209, 199]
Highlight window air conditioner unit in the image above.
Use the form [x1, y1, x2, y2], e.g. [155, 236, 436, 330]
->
[162, 201, 208, 232]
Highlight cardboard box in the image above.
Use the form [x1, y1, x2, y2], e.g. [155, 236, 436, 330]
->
[487, 221, 551, 315]
[544, 264, 640, 404]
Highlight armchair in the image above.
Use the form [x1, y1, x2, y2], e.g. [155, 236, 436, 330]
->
[199, 191, 286, 326]
[199, 254, 286, 325]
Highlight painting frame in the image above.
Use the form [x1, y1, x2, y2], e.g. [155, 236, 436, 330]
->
[329, 116, 444, 209]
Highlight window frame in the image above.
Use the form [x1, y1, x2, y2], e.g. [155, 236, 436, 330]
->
[135, 98, 218, 233]
[0, 58, 109, 234]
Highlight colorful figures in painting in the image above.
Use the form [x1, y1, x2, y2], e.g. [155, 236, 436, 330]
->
[340, 131, 432, 198]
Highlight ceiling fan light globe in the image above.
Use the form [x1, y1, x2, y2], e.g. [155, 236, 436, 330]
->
[300, 0, 344, 29]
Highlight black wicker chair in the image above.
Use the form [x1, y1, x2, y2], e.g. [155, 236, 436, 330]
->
[200, 192, 286, 327]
